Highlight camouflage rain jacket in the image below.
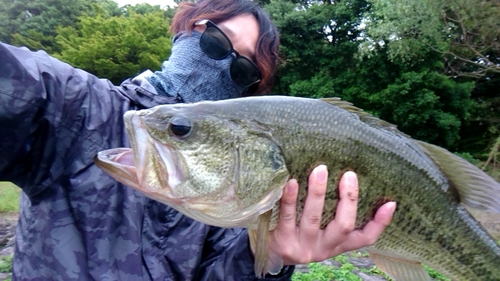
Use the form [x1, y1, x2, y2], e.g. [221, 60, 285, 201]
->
[0, 42, 294, 280]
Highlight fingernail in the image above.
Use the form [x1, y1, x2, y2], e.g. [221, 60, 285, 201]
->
[343, 171, 356, 185]
[386, 202, 397, 214]
[287, 179, 297, 194]
[315, 165, 328, 184]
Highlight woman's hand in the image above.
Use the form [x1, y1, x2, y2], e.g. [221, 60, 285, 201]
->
[268, 165, 396, 265]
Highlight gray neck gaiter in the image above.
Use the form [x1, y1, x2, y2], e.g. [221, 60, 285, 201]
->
[147, 31, 247, 103]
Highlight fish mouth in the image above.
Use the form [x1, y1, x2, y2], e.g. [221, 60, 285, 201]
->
[123, 110, 185, 196]
[95, 147, 140, 190]
[104, 148, 135, 167]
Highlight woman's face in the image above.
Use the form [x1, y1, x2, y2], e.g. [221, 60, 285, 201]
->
[194, 13, 259, 63]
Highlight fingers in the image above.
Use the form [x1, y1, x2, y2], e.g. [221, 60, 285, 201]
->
[332, 171, 359, 234]
[359, 201, 396, 241]
[278, 179, 299, 236]
[336, 201, 396, 253]
[271, 167, 396, 266]
[321, 171, 359, 251]
[299, 165, 328, 244]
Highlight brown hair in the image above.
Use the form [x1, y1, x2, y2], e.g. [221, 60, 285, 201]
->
[171, 0, 280, 95]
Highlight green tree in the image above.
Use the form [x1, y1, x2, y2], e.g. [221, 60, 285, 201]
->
[264, 0, 475, 148]
[366, 0, 500, 78]
[55, 11, 172, 84]
[266, 0, 370, 96]
[0, 0, 121, 53]
[337, 44, 474, 148]
[459, 74, 500, 160]
[365, 0, 500, 158]
[122, 3, 163, 15]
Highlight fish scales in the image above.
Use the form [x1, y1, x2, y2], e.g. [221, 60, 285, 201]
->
[95, 96, 500, 280]
[213, 97, 500, 280]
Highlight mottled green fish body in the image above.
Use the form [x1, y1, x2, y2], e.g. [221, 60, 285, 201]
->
[95, 96, 500, 281]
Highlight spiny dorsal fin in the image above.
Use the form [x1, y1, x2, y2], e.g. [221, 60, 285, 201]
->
[320, 98, 407, 136]
[367, 250, 432, 281]
[417, 140, 500, 213]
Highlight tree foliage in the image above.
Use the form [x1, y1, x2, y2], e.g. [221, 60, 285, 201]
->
[121, 3, 166, 15]
[0, 0, 121, 53]
[364, 0, 499, 157]
[348, 48, 475, 148]
[1, 0, 497, 155]
[264, 0, 475, 148]
[366, 0, 500, 78]
[55, 10, 172, 85]
[266, 0, 370, 96]
[0, 0, 175, 90]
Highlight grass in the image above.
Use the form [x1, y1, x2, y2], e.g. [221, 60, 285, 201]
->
[360, 266, 392, 279]
[291, 253, 452, 281]
[0, 182, 19, 281]
[423, 264, 450, 281]
[292, 259, 362, 281]
[0, 255, 13, 281]
[0, 182, 21, 213]
[0, 255, 13, 273]
[292, 253, 369, 281]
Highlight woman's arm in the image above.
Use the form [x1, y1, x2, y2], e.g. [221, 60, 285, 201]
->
[0, 42, 118, 197]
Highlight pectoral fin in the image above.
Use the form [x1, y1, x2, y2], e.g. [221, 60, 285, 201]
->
[367, 250, 431, 281]
[249, 209, 283, 278]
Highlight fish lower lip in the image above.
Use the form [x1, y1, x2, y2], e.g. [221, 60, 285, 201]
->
[98, 148, 135, 168]
[112, 149, 135, 167]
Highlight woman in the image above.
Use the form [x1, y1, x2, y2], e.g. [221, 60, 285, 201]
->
[0, 0, 394, 280]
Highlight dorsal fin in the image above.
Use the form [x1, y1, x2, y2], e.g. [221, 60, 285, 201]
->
[320, 97, 409, 137]
[321, 97, 500, 212]
[417, 140, 500, 213]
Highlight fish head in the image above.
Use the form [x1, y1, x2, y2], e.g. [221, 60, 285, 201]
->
[95, 102, 289, 228]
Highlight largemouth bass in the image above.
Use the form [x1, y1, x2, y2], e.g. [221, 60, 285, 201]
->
[95, 96, 500, 280]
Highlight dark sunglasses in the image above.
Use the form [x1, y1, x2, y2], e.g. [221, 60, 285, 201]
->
[195, 19, 262, 88]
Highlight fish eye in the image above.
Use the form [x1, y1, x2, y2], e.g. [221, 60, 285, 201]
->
[169, 116, 192, 138]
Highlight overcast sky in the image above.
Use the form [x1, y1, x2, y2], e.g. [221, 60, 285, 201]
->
[113, 0, 176, 8]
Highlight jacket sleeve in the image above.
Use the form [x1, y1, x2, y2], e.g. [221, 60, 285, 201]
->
[196, 226, 295, 281]
[0, 42, 118, 197]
